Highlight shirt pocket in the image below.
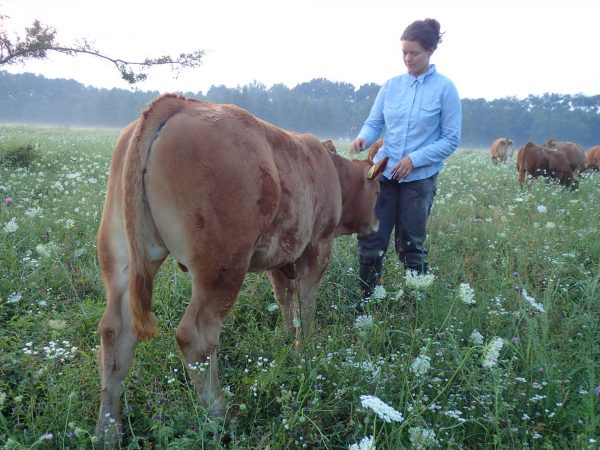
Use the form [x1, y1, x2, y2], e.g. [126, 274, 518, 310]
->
[383, 100, 406, 128]
[420, 99, 441, 129]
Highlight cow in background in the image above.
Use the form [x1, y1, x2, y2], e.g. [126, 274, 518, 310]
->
[516, 141, 576, 188]
[543, 139, 587, 175]
[95, 93, 388, 444]
[585, 145, 600, 170]
[490, 137, 515, 163]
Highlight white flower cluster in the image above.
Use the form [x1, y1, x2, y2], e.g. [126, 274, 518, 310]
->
[354, 314, 374, 331]
[3, 217, 18, 233]
[359, 395, 403, 423]
[470, 329, 484, 345]
[409, 426, 438, 450]
[411, 353, 431, 377]
[459, 283, 476, 305]
[404, 270, 435, 291]
[482, 337, 504, 368]
[348, 435, 375, 450]
[371, 285, 386, 300]
[521, 290, 545, 313]
[36, 243, 52, 258]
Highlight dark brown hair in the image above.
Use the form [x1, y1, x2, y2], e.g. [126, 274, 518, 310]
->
[401, 18, 444, 51]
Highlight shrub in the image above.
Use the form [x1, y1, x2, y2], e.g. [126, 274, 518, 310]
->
[0, 141, 39, 168]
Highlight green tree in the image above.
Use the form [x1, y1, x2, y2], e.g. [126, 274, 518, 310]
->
[0, 17, 205, 84]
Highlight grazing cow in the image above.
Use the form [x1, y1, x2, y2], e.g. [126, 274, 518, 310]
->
[367, 139, 384, 162]
[490, 137, 515, 163]
[95, 93, 388, 443]
[543, 139, 587, 174]
[516, 141, 576, 188]
[586, 145, 600, 170]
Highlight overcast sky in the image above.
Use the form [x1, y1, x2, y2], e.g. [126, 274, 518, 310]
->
[3, 0, 600, 100]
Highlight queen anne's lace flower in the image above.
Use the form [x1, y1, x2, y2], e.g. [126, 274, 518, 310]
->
[409, 427, 438, 449]
[348, 435, 375, 450]
[470, 329, 484, 345]
[459, 283, 475, 305]
[359, 395, 403, 423]
[404, 270, 435, 291]
[3, 217, 18, 233]
[482, 337, 504, 368]
[411, 354, 431, 377]
[371, 284, 386, 300]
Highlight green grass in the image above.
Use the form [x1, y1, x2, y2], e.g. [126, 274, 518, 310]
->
[0, 126, 598, 449]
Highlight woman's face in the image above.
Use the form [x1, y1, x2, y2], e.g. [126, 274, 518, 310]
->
[402, 40, 433, 77]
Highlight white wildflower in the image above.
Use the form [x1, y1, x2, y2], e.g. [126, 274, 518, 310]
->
[349, 435, 375, 450]
[36, 243, 52, 258]
[404, 270, 435, 291]
[65, 219, 75, 229]
[395, 288, 405, 300]
[3, 217, 18, 233]
[267, 303, 279, 312]
[470, 329, 484, 345]
[482, 337, 504, 368]
[409, 427, 438, 450]
[536, 205, 547, 213]
[8, 292, 22, 303]
[24, 206, 42, 218]
[459, 283, 476, 305]
[545, 222, 556, 229]
[521, 290, 545, 313]
[48, 320, 67, 330]
[411, 354, 431, 377]
[359, 395, 403, 423]
[371, 284, 386, 300]
[354, 314, 373, 331]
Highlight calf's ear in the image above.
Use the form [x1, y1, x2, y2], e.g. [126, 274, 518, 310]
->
[367, 156, 389, 181]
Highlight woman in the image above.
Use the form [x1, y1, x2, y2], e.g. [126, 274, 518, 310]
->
[349, 18, 462, 301]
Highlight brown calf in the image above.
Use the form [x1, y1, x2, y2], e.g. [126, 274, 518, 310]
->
[95, 93, 388, 444]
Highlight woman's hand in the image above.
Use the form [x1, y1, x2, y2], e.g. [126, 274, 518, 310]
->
[349, 137, 366, 155]
[390, 156, 414, 180]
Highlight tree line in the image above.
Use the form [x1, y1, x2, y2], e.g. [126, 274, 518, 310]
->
[1, 71, 599, 148]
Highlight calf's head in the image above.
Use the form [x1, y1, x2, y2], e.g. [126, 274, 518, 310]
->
[337, 157, 388, 237]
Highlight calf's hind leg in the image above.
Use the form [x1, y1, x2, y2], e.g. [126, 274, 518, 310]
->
[176, 267, 247, 416]
[95, 231, 167, 443]
[96, 287, 139, 441]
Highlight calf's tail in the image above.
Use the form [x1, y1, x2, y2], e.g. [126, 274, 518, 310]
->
[123, 93, 188, 339]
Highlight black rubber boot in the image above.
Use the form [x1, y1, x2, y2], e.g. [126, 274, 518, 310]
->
[357, 256, 383, 304]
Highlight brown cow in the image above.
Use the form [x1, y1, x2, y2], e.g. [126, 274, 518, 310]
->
[543, 139, 586, 174]
[516, 141, 576, 188]
[585, 145, 600, 170]
[490, 137, 515, 163]
[95, 93, 388, 443]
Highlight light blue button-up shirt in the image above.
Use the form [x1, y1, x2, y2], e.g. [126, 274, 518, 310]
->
[357, 64, 462, 182]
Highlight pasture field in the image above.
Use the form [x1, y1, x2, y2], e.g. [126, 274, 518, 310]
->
[0, 124, 599, 449]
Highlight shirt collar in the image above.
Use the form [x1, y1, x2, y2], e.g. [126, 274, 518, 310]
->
[409, 64, 437, 86]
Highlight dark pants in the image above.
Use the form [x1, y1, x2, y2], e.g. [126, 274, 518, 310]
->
[357, 173, 438, 295]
